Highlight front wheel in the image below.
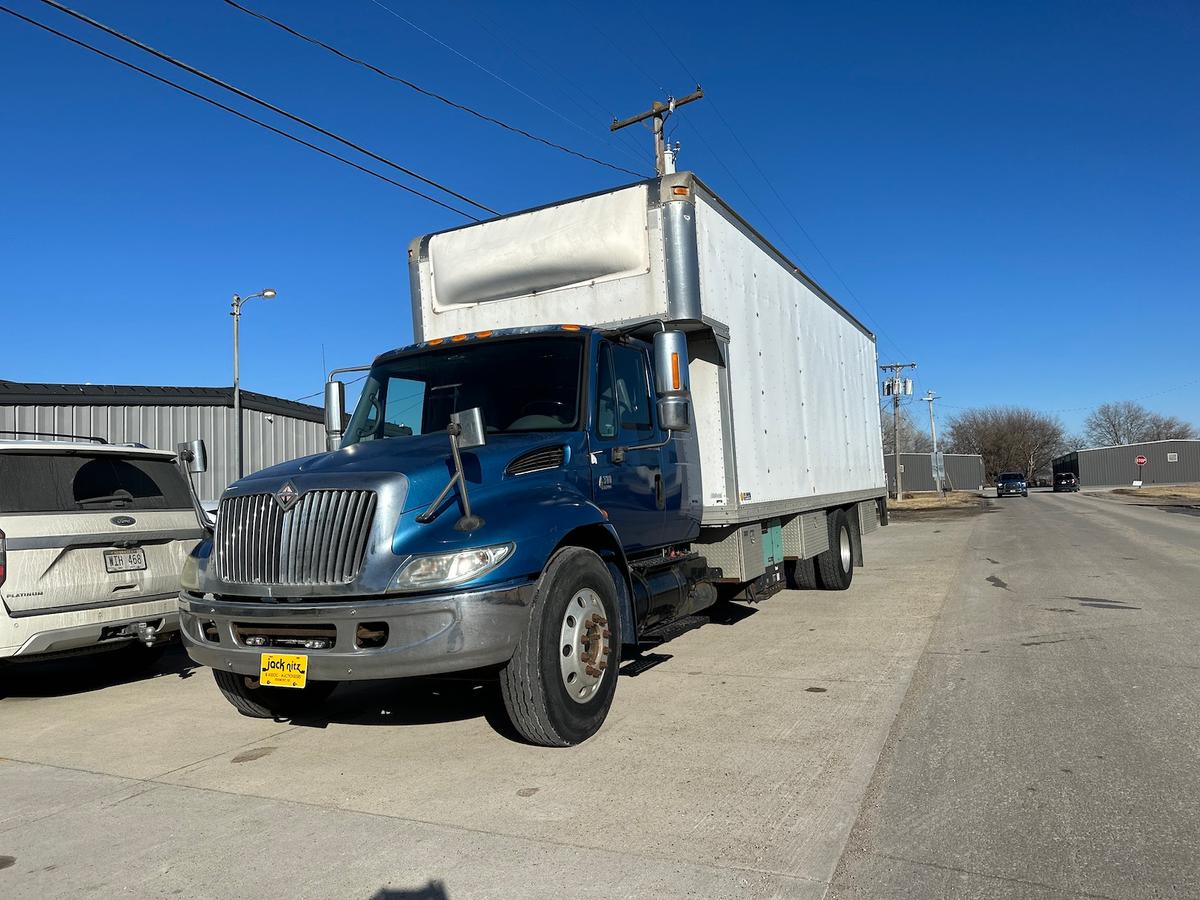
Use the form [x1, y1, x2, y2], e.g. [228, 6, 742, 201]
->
[212, 669, 337, 719]
[500, 546, 621, 746]
[815, 509, 854, 591]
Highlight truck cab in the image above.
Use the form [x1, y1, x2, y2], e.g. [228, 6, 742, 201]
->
[181, 325, 711, 744]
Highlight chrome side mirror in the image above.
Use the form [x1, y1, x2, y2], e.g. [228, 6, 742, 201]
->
[179, 439, 208, 474]
[652, 330, 692, 433]
[324, 380, 345, 451]
[452, 407, 486, 449]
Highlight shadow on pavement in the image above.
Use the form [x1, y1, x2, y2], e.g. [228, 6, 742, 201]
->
[371, 882, 449, 899]
[286, 672, 527, 744]
[0, 642, 198, 700]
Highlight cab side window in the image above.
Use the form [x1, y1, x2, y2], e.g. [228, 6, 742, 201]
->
[597, 343, 653, 439]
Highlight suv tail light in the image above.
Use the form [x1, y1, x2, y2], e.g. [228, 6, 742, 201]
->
[0, 528, 6, 588]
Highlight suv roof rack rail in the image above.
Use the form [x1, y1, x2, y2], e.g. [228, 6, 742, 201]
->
[0, 430, 108, 444]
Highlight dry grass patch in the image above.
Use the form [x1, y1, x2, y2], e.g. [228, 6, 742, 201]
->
[1112, 483, 1200, 502]
[889, 491, 981, 511]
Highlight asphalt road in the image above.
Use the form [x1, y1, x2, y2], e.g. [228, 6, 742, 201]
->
[0, 492, 1195, 899]
[831, 491, 1200, 899]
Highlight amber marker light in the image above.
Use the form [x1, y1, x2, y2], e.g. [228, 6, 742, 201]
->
[671, 352, 681, 390]
[561, 324, 581, 331]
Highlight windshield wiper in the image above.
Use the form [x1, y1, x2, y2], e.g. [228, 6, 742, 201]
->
[77, 490, 134, 508]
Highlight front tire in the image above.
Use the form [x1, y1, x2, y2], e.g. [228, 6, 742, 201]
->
[500, 546, 621, 746]
[815, 509, 854, 591]
[212, 669, 336, 719]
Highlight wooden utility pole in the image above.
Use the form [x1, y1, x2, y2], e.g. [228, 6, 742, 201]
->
[880, 362, 917, 499]
[611, 86, 704, 176]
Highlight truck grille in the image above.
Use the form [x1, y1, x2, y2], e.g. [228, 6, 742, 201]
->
[214, 490, 377, 585]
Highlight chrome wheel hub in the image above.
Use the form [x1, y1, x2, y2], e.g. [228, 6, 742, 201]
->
[839, 527, 852, 571]
[558, 588, 611, 704]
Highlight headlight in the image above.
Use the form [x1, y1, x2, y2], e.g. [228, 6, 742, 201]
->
[390, 543, 514, 591]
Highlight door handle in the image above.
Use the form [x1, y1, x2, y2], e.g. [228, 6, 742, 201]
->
[654, 473, 664, 510]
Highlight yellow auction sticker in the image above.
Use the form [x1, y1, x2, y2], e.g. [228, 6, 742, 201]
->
[259, 653, 308, 689]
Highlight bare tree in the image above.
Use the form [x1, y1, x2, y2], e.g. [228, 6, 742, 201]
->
[945, 406, 1066, 482]
[880, 404, 934, 455]
[1083, 401, 1197, 446]
[1142, 412, 1197, 442]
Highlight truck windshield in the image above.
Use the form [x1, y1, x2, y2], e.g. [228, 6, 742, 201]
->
[342, 336, 583, 445]
[998, 473, 1024, 482]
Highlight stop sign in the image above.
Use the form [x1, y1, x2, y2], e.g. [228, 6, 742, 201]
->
[1136, 454, 1147, 466]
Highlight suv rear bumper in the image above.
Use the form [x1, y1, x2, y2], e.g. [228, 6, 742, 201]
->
[178, 580, 535, 682]
[0, 593, 179, 659]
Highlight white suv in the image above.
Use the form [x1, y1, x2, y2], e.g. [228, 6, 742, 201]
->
[0, 436, 203, 663]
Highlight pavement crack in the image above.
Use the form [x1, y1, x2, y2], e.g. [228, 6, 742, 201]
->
[872, 851, 1122, 900]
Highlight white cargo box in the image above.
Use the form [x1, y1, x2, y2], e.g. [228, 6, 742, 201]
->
[409, 172, 886, 525]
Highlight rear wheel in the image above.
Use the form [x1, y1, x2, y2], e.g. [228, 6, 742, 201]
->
[500, 547, 620, 746]
[815, 510, 854, 591]
[785, 556, 819, 590]
[212, 669, 336, 719]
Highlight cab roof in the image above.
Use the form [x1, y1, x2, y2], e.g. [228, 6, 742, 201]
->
[374, 324, 593, 366]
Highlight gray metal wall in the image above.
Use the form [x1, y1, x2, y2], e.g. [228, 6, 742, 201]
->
[884, 453, 986, 493]
[1052, 440, 1200, 487]
[0, 403, 325, 502]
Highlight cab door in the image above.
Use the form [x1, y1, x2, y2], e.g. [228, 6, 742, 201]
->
[590, 341, 664, 553]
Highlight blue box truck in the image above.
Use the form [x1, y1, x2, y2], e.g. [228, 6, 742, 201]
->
[179, 173, 888, 745]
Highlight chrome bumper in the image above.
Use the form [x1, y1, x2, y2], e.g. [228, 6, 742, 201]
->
[178, 581, 534, 681]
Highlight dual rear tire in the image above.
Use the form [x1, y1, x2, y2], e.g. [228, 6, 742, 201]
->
[786, 508, 855, 591]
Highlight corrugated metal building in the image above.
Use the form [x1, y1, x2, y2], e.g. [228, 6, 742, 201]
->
[1051, 440, 1200, 487]
[0, 381, 326, 501]
[884, 452, 986, 494]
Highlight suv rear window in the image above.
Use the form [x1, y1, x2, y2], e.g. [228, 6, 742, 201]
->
[0, 452, 192, 513]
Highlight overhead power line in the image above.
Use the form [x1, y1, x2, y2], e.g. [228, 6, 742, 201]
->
[633, 15, 910, 361]
[0, 4, 484, 220]
[363, 0, 648, 170]
[220, 0, 645, 179]
[34, 0, 497, 216]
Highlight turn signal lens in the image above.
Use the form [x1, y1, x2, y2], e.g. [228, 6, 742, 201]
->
[672, 186, 690, 196]
[671, 352, 681, 390]
[560, 324, 581, 331]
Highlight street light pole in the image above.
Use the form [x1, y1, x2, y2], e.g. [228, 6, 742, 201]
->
[231, 289, 276, 479]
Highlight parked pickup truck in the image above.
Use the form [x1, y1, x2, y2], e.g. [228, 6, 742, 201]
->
[179, 173, 889, 745]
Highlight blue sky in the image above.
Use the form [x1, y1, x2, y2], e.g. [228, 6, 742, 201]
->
[1, 0, 1196, 434]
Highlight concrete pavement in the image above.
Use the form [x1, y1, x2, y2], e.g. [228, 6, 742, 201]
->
[829, 491, 1200, 899]
[2, 492, 1195, 898]
[0, 513, 971, 900]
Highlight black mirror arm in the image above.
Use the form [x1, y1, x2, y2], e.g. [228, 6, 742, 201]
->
[176, 449, 214, 535]
[416, 423, 485, 531]
[612, 430, 674, 464]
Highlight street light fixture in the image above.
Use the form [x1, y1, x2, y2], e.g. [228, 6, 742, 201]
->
[231, 288, 277, 479]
